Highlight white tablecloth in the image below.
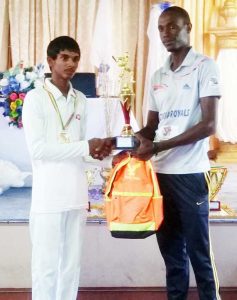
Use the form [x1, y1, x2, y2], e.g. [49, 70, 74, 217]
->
[0, 97, 138, 172]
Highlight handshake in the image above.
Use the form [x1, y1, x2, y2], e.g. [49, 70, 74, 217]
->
[88, 137, 115, 160]
[89, 134, 158, 162]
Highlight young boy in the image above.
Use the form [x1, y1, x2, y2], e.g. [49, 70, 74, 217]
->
[22, 36, 112, 300]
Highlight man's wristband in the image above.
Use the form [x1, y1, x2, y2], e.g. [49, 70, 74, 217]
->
[152, 142, 159, 155]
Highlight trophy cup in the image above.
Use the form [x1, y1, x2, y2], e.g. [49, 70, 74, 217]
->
[209, 166, 227, 211]
[112, 53, 139, 150]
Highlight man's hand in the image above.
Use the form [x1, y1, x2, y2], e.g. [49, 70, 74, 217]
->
[89, 138, 114, 160]
[131, 133, 156, 161]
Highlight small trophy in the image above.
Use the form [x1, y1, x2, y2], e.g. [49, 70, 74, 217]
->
[209, 166, 227, 211]
[112, 53, 139, 150]
[100, 168, 112, 194]
[86, 168, 98, 212]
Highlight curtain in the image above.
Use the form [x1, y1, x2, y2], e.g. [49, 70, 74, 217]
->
[217, 49, 237, 143]
[7, 0, 98, 72]
[142, 4, 169, 125]
[0, 0, 9, 71]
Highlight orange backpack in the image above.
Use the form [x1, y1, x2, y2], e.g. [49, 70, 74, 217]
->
[105, 156, 163, 238]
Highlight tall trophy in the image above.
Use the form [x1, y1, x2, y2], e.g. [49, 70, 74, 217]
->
[112, 53, 139, 150]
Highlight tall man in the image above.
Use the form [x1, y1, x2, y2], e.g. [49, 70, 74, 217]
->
[134, 6, 221, 300]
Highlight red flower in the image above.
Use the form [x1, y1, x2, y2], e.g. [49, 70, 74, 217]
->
[9, 92, 18, 101]
[19, 93, 26, 100]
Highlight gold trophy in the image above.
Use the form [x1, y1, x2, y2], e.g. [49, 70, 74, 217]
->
[112, 53, 138, 149]
[209, 166, 227, 211]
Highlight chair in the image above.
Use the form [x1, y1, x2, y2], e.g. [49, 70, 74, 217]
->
[45, 73, 97, 98]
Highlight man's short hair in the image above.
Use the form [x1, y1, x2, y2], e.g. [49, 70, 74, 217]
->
[47, 36, 81, 59]
[160, 6, 191, 24]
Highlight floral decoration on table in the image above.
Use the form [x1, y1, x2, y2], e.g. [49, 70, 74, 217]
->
[0, 62, 44, 128]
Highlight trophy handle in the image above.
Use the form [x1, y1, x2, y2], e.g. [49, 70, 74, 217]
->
[209, 167, 227, 201]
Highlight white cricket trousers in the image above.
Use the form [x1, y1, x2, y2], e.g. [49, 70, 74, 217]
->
[30, 209, 87, 300]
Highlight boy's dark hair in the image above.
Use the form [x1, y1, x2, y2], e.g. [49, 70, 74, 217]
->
[160, 6, 191, 24]
[47, 36, 81, 59]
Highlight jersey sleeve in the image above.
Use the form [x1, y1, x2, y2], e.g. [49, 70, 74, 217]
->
[199, 58, 221, 98]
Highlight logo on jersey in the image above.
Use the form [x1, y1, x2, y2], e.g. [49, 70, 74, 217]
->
[162, 126, 172, 137]
[183, 84, 191, 90]
[153, 83, 168, 91]
[209, 77, 218, 86]
[159, 109, 190, 120]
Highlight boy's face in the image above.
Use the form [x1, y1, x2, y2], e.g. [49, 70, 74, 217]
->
[47, 50, 80, 80]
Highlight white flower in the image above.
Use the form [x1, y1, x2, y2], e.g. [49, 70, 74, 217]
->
[0, 78, 9, 86]
[26, 71, 37, 81]
[15, 73, 25, 83]
[34, 64, 45, 78]
[20, 81, 31, 90]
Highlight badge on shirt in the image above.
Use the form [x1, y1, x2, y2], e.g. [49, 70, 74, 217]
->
[209, 77, 219, 87]
[157, 125, 179, 140]
[76, 114, 81, 120]
[59, 130, 70, 143]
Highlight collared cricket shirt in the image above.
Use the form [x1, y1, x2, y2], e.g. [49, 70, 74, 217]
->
[149, 48, 221, 174]
[22, 79, 90, 212]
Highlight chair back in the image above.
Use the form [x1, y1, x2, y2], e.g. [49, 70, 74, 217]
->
[45, 72, 96, 98]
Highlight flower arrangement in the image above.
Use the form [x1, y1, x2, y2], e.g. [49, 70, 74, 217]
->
[0, 62, 44, 128]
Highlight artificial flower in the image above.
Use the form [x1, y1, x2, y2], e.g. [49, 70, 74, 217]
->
[19, 93, 26, 100]
[15, 73, 25, 83]
[9, 92, 18, 101]
[0, 62, 44, 128]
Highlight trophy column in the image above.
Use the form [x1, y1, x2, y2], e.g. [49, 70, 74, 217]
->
[113, 53, 138, 150]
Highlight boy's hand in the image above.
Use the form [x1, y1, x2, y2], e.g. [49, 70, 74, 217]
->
[89, 138, 114, 160]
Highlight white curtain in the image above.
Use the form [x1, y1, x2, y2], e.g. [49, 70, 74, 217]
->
[216, 49, 237, 143]
[142, 4, 169, 125]
[90, 0, 114, 68]
[0, 0, 9, 71]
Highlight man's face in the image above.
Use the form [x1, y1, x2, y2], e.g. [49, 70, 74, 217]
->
[158, 12, 191, 52]
[47, 50, 80, 80]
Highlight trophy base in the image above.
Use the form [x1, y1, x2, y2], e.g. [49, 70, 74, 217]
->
[121, 124, 134, 136]
[112, 136, 140, 150]
[210, 201, 221, 211]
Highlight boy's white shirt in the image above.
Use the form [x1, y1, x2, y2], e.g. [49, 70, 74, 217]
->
[23, 78, 112, 213]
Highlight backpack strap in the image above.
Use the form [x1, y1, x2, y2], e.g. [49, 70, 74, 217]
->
[105, 155, 131, 201]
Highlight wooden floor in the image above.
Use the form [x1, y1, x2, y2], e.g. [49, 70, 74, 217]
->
[0, 288, 237, 300]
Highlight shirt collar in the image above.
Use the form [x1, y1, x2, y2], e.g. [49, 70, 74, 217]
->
[44, 78, 77, 101]
[162, 47, 196, 73]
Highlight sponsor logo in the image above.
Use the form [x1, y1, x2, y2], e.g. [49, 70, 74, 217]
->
[196, 201, 205, 206]
[183, 84, 191, 90]
[159, 109, 190, 120]
[124, 162, 141, 180]
[153, 83, 168, 91]
[162, 126, 171, 137]
[209, 77, 218, 86]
